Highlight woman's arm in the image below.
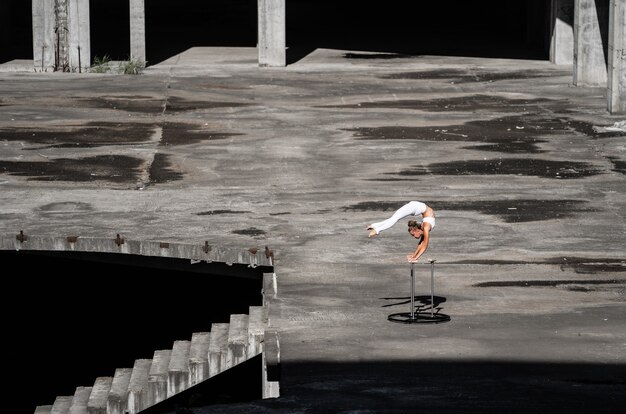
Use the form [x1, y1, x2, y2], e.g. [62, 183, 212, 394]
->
[407, 226, 430, 262]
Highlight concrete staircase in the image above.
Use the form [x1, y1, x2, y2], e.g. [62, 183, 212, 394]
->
[34, 272, 280, 414]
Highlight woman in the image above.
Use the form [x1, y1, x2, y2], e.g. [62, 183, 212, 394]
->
[367, 200, 436, 263]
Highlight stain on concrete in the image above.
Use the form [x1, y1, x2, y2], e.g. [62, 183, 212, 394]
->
[343, 199, 595, 222]
[608, 157, 626, 175]
[445, 199, 596, 222]
[473, 279, 624, 287]
[398, 158, 602, 179]
[160, 122, 241, 146]
[165, 96, 250, 113]
[232, 227, 266, 236]
[269, 212, 291, 216]
[75, 96, 164, 113]
[380, 69, 565, 83]
[69, 96, 250, 114]
[344, 113, 579, 154]
[0, 155, 142, 182]
[0, 122, 154, 148]
[38, 202, 93, 213]
[449, 258, 626, 273]
[329, 94, 552, 113]
[197, 210, 251, 216]
[148, 153, 183, 183]
[570, 120, 626, 138]
[0, 121, 240, 149]
[554, 258, 626, 274]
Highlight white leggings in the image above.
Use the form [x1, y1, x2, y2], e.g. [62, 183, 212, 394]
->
[370, 201, 432, 234]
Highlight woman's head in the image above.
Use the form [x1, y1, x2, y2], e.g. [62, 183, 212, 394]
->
[408, 220, 424, 241]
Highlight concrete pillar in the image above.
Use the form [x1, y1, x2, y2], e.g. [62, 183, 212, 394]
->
[550, 0, 575, 64]
[67, 0, 90, 72]
[607, 0, 626, 114]
[32, 0, 56, 71]
[258, 0, 286, 67]
[129, 0, 146, 65]
[573, 0, 610, 86]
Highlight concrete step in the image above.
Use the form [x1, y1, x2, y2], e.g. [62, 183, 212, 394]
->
[248, 305, 267, 358]
[167, 340, 191, 397]
[69, 386, 92, 414]
[227, 314, 249, 369]
[127, 359, 152, 414]
[208, 323, 229, 378]
[146, 349, 171, 408]
[107, 368, 132, 414]
[51, 396, 73, 414]
[87, 377, 113, 414]
[189, 332, 210, 386]
[33, 304, 276, 414]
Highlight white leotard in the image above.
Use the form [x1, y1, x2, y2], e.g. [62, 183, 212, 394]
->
[370, 201, 435, 234]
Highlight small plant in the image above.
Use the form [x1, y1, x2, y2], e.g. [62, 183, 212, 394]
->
[119, 57, 145, 75]
[90, 54, 112, 73]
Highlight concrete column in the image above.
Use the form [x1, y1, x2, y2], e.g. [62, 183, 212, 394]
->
[550, 0, 575, 64]
[129, 0, 146, 64]
[607, 0, 626, 114]
[258, 0, 286, 67]
[32, 0, 56, 71]
[573, 0, 610, 86]
[67, 0, 90, 72]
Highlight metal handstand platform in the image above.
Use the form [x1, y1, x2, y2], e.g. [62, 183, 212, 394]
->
[388, 259, 450, 324]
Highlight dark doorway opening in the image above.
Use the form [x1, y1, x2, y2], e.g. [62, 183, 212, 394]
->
[0, 0, 33, 64]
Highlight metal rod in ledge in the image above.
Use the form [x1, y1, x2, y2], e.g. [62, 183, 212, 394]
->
[429, 259, 436, 317]
[410, 262, 415, 320]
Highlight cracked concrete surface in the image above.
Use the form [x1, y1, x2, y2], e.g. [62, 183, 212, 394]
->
[1, 47, 625, 413]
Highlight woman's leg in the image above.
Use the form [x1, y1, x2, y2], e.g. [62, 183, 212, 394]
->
[369, 202, 419, 234]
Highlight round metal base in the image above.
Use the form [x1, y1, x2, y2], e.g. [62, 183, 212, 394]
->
[388, 312, 451, 324]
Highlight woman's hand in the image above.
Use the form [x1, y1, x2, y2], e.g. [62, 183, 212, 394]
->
[407, 254, 418, 262]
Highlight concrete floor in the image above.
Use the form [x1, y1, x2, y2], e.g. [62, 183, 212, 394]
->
[1, 47, 625, 413]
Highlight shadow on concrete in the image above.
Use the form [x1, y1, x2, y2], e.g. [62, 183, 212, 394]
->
[255, 360, 626, 413]
[151, 360, 626, 413]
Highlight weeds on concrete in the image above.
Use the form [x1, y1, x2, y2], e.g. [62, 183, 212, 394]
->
[119, 58, 145, 75]
[90, 55, 112, 73]
[89, 55, 145, 75]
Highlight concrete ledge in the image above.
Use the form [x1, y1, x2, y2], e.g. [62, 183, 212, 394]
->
[1, 233, 274, 268]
